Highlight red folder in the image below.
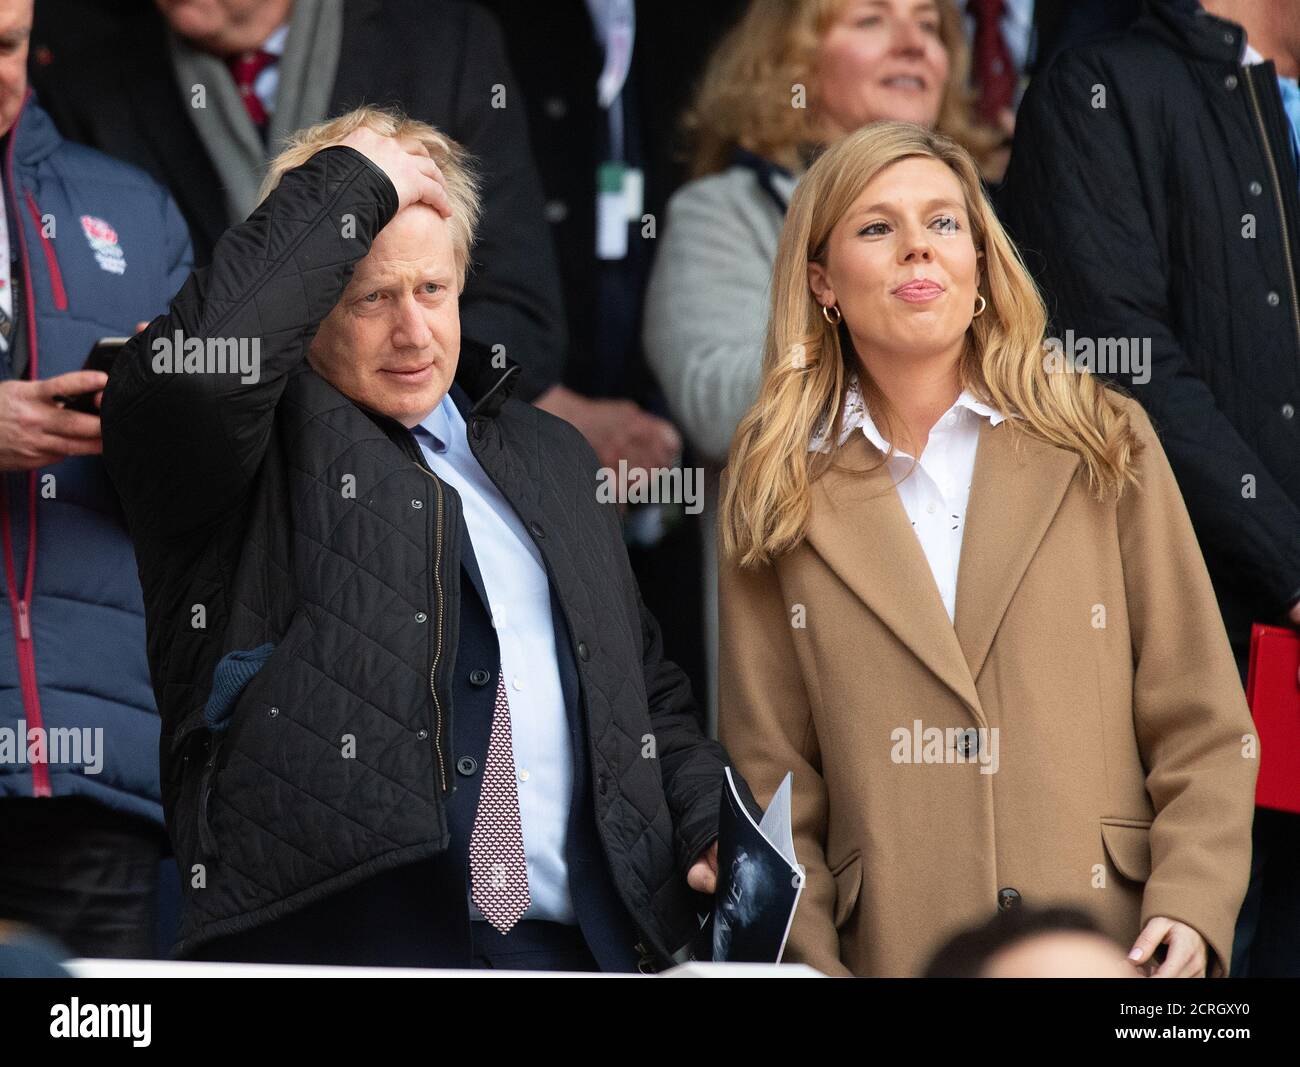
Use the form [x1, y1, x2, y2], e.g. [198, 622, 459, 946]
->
[1246, 623, 1300, 815]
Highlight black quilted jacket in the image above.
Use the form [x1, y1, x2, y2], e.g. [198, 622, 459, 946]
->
[101, 145, 742, 963]
[999, 0, 1300, 663]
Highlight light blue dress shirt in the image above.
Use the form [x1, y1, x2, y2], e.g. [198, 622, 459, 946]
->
[412, 393, 577, 925]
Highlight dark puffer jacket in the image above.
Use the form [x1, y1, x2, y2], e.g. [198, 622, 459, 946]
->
[100, 145, 742, 963]
[999, 0, 1300, 664]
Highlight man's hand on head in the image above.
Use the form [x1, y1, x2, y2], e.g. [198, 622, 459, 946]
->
[337, 127, 451, 218]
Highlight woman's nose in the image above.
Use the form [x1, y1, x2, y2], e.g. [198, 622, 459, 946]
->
[891, 17, 928, 56]
[901, 235, 935, 262]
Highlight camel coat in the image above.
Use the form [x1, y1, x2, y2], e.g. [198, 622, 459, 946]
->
[718, 395, 1258, 977]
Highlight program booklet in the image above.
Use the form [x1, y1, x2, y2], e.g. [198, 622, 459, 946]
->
[694, 768, 803, 963]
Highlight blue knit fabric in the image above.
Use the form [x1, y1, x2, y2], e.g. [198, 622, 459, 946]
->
[203, 644, 275, 732]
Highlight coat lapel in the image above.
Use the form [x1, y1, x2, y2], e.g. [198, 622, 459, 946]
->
[953, 419, 1081, 681]
[805, 432, 987, 726]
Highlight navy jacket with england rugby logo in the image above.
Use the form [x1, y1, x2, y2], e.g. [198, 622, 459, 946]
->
[0, 90, 192, 823]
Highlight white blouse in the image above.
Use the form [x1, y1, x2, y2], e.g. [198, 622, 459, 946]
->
[810, 376, 1006, 622]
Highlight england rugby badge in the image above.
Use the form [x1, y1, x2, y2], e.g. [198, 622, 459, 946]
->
[80, 215, 125, 275]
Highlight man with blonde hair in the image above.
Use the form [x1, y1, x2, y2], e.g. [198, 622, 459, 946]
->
[101, 108, 747, 971]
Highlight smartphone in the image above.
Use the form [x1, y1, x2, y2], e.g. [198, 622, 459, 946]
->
[56, 337, 130, 414]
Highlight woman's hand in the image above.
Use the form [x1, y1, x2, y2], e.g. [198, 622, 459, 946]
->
[1128, 917, 1208, 977]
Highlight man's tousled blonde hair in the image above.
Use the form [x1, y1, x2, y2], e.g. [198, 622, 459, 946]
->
[259, 105, 482, 286]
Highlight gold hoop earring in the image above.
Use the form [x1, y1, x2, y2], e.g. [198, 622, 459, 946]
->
[972, 294, 987, 318]
[822, 304, 842, 325]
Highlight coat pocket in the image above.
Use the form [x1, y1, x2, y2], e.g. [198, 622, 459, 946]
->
[829, 850, 863, 930]
[197, 609, 317, 859]
[1100, 817, 1153, 882]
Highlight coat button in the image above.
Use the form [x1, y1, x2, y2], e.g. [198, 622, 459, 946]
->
[577, 641, 590, 661]
[1249, 180, 1263, 196]
[411, 498, 423, 510]
[527, 520, 546, 538]
[956, 731, 978, 757]
[268, 706, 279, 718]
[997, 887, 1022, 911]
[414, 611, 427, 623]
[544, 95, 566, 119]
[1267, 291, 1281, 306]
[544, 199, 568, 224]
[456, 756, 478, 776]
[469, 668, 491, 687]
[417, 728, 428, 740]
[1282, 403, 1295, 419]
[1224, 73, 1238, 90]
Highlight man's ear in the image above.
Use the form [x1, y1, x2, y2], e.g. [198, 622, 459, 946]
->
[807, 261, 833, 307]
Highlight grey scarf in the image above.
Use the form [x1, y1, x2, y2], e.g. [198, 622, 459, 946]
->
[167, 0, 344, 225]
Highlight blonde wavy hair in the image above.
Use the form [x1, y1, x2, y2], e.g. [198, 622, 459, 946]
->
[684, 0, 1000, 179]
[721, 121, 1141, 567]
[258, 105, 482, 287]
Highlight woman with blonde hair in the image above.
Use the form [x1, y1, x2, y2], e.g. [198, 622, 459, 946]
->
[644, 0, 999, 728]
[717, 120, 1259, 978]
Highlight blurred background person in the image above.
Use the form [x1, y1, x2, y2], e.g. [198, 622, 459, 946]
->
[954, 0, 1142, 178]
[717, 122, 1256, 978]
[999, 0, 1300, 977]
[923, 906, 1139, 978]
[0, 0, 192, 958]
[478, 0, 748, 708]
[643, 0, 999, 731]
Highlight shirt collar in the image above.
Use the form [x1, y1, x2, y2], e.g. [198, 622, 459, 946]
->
[808, 373, 1005, 455]
[412, 392, 457, 454]
[1242, 41, 1265, 66]
[261, 23, 290, 58]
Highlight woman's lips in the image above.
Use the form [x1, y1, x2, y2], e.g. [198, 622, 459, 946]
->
[892, 280, 945, 304]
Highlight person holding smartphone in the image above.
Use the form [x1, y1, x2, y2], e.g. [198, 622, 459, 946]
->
[0, 0, 192, 960]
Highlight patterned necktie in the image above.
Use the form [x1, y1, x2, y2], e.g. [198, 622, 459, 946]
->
[969, 0, 1016, 123]
[469, 671, 531, 933]
[227, 48, 277, 130]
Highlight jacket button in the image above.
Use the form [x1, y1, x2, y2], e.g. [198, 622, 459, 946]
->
[544, 199, 568, 224]
[527, 520, 545, 538]
[997, 887, 1022, 911]
[1224, 73, 1238, 90]
[1267, 291, 1281, 306]
[411, 498, 423, 510]
[456, 756, 478, 776]
[597, 774, 608, 795]
[1249, 180, 1263, 196]
[469, 668, 491, 687]
[417, 728, 428, 740]
[414, 611, 427, 623]
[577, 641, 589, 661]
[268, 706, 279, 718]
[956, 730, 978, 757]
[544, 95, 566, 119]
[470, 417, 487, 440]
[1282, 404, 1295, 420]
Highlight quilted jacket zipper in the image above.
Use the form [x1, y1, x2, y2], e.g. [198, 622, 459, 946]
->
[428, 469, 448, 792]
[0, 89, 50, 797]
[1243, 65, 1300, 360]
